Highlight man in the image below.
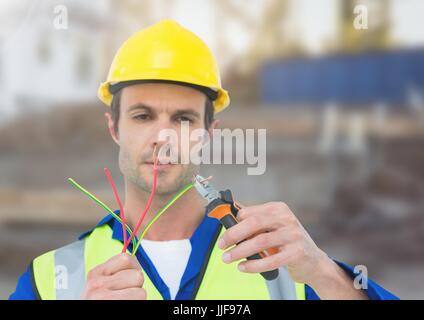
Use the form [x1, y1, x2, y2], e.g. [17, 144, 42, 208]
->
[10, 19, 397, 300]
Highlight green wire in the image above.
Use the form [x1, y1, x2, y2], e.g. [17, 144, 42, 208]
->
[67, 178, 137, 250]
[131, 183, 194, 256]
[67, 177, 195, 257]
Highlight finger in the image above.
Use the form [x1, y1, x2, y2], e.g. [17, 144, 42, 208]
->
[87, 254, 136, 279]
[222, 231, 282, 264]
[218, 214, 280, 250]
[102, 253, 141, 276]
[111, 287, 147, 300]
[103, 269, 145, 290]
[237, 202, 292, 223]
[237, 245, 300, 274]
[87, 264, 105, 279]
[237, 204, 270, 221]
[223, 228, 303, 263]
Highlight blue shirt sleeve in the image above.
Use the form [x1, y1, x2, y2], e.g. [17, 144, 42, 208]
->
[8, 265, 38, 300]
[305, 260, 399, 300]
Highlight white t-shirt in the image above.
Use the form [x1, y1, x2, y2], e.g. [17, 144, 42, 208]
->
[140, 238, 192, 299]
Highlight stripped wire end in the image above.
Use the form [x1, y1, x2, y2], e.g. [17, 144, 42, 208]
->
[122, 145, 159, 253]
[200, 175, 213, 184]
[104, 167, 128, 253]
[193, 175, 213, 187]
[153, 144, 159, 171]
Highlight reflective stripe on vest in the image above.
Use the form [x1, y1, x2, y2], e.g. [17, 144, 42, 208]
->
[31, 223, 305, 300]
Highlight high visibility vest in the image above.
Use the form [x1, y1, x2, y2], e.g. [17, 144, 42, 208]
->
[30, 223, 305, 300]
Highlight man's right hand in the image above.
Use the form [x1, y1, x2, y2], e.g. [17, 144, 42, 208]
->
[81, 253, 147, 300]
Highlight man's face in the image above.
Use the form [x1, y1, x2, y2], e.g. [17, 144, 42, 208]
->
[107, 83, 209, 195]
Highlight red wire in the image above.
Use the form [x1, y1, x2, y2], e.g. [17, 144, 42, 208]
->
[122, 151, 159, 253]
[104, 167, 128, 252]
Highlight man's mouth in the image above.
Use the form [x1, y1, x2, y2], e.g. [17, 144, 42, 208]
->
[144, 160, 176, 170]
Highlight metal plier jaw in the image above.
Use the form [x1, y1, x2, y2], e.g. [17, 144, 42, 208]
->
[193, 174, 242, 218]
[193, 174, 279, 281]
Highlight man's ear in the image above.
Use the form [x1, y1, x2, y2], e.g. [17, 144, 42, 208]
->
[104, 112, 119, 145]
[208, 119, 220, 134]
[207, 118, 220, 142]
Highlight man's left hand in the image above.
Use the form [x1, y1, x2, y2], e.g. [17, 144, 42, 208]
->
[218, 202, 340, 288]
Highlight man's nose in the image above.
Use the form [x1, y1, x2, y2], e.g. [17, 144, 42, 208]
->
[147, 117, 174, 151]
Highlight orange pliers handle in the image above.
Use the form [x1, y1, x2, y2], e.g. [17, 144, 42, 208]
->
[207, 190, 279, 281]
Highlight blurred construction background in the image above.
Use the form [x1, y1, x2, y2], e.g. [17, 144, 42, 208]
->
[1, 0, 424, 299]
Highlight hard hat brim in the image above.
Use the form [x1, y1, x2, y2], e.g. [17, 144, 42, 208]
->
[98, 80, 230, 113]
[109, 79, 219, 101]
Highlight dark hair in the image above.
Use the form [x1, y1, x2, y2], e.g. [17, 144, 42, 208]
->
[110, 89, 215, 133]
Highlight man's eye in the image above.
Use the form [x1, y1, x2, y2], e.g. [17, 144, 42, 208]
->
[175, 116, 193, 123]
[134, 114, 150, 121]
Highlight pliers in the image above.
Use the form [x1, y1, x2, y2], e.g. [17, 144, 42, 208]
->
[193, 174, 279, 281]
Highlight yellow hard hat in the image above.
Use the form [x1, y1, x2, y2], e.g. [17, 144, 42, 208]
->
[98, 19, 230, 113]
